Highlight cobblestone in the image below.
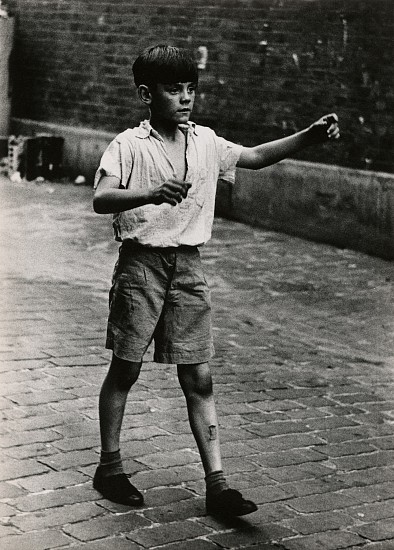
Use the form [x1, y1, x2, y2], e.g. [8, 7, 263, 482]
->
[1, 176, 394, 549]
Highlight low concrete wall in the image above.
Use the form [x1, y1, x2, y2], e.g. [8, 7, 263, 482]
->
[11, 118, 394, 260]
[217, 162, 394, 260]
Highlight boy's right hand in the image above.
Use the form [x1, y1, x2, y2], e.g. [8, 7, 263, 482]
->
[150, 179, 192, 206]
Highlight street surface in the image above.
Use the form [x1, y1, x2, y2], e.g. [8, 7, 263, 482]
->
[0, 174, 393, 550]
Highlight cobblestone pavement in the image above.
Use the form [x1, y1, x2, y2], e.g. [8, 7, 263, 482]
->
[0, 174, 393, 550]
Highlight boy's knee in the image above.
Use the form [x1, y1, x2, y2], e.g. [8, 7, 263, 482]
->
[195, 372, 213, 396]
[109, 355, 142, 391]
[178, 364, 213, 397]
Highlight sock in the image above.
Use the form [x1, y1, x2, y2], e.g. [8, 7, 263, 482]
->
[205, 470, 229, 496]
[98, 449, 124, 478]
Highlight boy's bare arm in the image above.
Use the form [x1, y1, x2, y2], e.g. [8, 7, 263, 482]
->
[93, 175, 192, 214]
[237, 113, 339, 170]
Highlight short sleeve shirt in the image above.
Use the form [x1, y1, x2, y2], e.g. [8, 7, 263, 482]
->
[94, 120, 243, 247]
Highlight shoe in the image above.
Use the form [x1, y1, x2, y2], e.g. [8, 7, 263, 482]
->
[93, 469, 144, 506]
[206, 488, 258, 517]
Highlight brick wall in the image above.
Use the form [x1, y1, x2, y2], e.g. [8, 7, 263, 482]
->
[7, 0, 394, 173]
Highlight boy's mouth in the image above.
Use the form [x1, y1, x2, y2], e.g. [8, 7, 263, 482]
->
[178, 109, 191, 112]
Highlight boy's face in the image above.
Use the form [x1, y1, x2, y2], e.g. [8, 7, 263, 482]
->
[149, 82, 197, 124]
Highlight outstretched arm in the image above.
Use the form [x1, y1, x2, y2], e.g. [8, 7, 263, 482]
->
[237, 114, 340, 170]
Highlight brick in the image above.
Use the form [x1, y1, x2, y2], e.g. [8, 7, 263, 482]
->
[137, 449, 199, 468]
[247, 433, 325, 452]
[39, 449, 98, 470]
[317, 440, 378, 457]
[68, 540, 142, 550]
[7, 390, 77, 406]
[282, 531, 366, 550]
[331, 451, 394, 471]
[348, 499, 394, 522]
[144, 487, 194, 507]
[10, 502, 103, 531]
[156, 541, 218, 550]
[265, 462, 334, 483]
[0, 429, 61, 448]
[0, 482, 27, 499]
[282, 478, 347, 499]
[303, 416, 359, 430]
[284, 510, 356, 535]
[0, 459, 49, 481]
[64, 513, 151, 541]
[246, 420, 311, 438]
[132, 464, 202, 490]
[9, 485, 99, 512]
[127, 519, 210, 547]
[255, 448, 325, 467]
[209, 524, 295, 548]
[287, 492, 360, 513]
[354, 519, 394, 541]
[17, 470, 89, 492]
[0, 530, 72, 550]
[143, 496, 206, 523]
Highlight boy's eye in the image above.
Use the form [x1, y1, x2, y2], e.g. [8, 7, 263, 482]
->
[167, 85, 180, 94]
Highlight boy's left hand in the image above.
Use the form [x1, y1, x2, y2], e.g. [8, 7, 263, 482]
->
[308, 113, 340, 143]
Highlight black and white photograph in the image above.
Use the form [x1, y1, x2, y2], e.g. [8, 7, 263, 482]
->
[0, 1, 393, 549]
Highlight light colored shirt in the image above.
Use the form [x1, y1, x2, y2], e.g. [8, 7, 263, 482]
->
[94, 120, 243, 247]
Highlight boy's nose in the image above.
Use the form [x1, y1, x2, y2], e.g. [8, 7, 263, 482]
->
[181, 90, 192, 102]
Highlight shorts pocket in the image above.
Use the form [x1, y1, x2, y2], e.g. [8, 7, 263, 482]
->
[109, 274, 133, 331]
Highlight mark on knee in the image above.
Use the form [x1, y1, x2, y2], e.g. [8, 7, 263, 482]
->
[209, 425, 217, 440]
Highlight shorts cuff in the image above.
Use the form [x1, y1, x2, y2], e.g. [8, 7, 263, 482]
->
[105, 338, 146, 363]
[154, 344, 215, 365]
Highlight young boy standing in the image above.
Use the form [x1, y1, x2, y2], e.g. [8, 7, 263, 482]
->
[93, 44, 340, 517]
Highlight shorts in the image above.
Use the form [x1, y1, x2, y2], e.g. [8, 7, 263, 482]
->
[105, 241, 214, 364]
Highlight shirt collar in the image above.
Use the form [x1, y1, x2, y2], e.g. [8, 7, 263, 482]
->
[135, 120, 198, 140]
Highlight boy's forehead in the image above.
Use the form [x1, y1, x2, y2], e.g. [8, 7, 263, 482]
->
[161, 81, 197, 86]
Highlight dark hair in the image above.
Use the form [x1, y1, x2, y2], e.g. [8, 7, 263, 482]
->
[132, 44, 198, 88]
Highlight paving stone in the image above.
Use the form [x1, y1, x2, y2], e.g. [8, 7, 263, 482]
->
[157, 540, 218, 550]
[283, 510, 356, 534]
[137, 449, 199, 468]
[282, 531, 366, 550]
[64, 512, 151, 541]
[0, 459, 50, 481]
[63, 538, 143, 550]
[0, 530, 73, 550]
[126, 519, 210, 547]
[132, 465, 203, 490]
[209, 523, 295, 548]
[10, 501, 103, 531]
[39, 449, 98, 470]
[354, 519, 394, 541]
[9, 484, 99, 512]
[1, 179, 394, 549]
[287, 491, 360, 513]
[143, 495, 206, 523]
[16, 470, 89, 491]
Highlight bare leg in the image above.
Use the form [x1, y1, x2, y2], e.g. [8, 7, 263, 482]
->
[177, 361, 257, 517]
[177, 362, 222, 475]
[99, 354, 142, 452]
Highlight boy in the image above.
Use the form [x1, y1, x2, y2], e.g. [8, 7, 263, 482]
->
[93, 44, 340, 517]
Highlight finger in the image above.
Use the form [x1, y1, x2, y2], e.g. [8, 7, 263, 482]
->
[324, 113, 338, 125]
[328, 129, 340, 140]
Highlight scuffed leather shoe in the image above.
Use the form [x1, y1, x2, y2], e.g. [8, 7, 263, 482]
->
[206, 488, 257, 517]
[93, 469, 144, 506]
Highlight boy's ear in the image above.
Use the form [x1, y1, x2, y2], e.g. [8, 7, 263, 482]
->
[138, 85, 152, 105]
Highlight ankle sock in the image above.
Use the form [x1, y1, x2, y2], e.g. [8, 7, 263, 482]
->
[98, 449, 124, 478]
[205, 470, 229, 496]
